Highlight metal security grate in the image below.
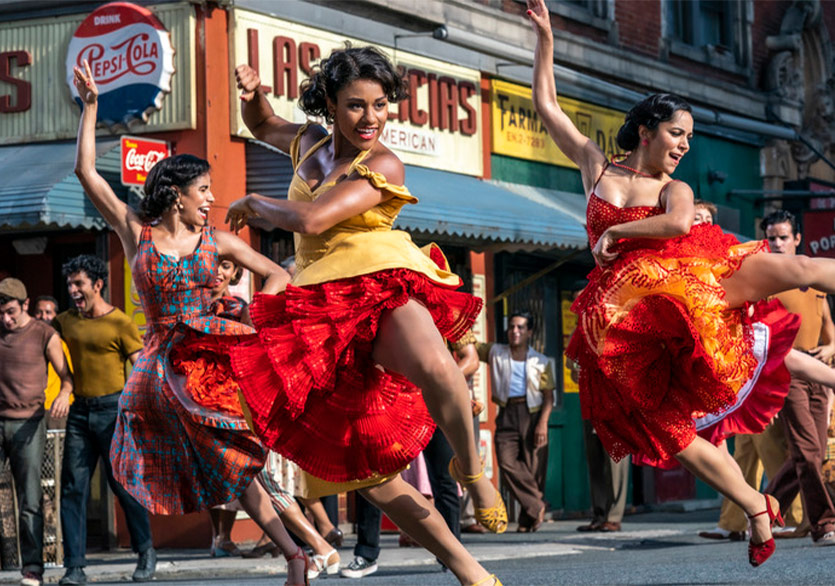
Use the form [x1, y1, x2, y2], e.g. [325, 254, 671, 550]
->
[42, 430, 64, 567]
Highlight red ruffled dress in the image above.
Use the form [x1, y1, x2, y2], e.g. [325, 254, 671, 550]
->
[565, 173, 799, 468]
[178, 123, 481, 487]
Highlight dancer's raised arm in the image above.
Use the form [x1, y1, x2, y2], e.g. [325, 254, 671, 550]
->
[236, 64, 327, 154]
[527, 0, 606, 192]
[73, 60, 143, 261]
[225, 151, 400, 235]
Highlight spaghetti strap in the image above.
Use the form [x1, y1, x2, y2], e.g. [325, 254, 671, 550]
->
[591, 161, 610, 195]
[289, 122, 315, 169]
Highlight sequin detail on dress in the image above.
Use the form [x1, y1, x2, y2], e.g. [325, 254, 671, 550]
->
[566, 191, 798, 467]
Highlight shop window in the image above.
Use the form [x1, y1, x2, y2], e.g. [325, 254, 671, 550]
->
[663, 0, 752, 72]
[515, 0, 613, 31]
[561, 0, 609, 20]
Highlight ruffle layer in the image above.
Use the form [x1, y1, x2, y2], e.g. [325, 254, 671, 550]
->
[567, 225, 794, 467]
[695, 299, 798, 445]
[175, 269, 482, 483]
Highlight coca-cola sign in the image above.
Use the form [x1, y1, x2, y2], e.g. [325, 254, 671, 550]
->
[66, 2, 175, 129]
[121, 135, 170, 186]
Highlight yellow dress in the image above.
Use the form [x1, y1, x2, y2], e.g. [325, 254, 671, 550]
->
[227, 122, 483, 490]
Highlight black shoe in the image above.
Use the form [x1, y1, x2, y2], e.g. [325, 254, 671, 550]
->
[58, 567, 86, 586]
[132, 547, 157, 582]
[340, 556, 378, 579]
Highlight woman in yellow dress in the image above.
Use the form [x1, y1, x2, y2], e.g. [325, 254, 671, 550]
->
[220, 47, 502, 586]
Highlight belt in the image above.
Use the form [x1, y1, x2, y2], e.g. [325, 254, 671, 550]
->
[73, 392, 122, 407]
[506, 397, 527, 405]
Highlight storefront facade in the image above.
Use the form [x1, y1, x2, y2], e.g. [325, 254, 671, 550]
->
[3, 0, 833, 553]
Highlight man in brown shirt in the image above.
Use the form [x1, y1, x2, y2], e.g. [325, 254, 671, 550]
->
[0, 278, 71, 586]
[763, 210, 835, 546]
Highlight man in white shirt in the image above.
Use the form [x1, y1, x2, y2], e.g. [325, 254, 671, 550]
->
[477, 311, 555, 532]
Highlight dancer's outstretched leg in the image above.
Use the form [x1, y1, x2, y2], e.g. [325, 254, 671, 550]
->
[723, 253, 835, 308]
[238, 480, 306, 583]
[676, 437, 775, 549]
[360, 476, 490, 585]
[372, 300, 503, 532]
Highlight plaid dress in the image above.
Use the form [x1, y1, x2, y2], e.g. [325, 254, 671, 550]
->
[110, 225, 265, 515]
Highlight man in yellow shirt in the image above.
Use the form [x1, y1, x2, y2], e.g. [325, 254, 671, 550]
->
[55, 255, 154, 585]
[32, 296, 73, 428]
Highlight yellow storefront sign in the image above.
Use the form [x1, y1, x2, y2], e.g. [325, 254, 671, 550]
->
[230, 8, 483, 175]
[561, 292, 579, 394]
[491, 79, 624, 169]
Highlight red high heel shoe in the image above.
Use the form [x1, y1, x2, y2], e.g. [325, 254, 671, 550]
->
[284, 546, 310, 586]
[748, 494, 784, 567]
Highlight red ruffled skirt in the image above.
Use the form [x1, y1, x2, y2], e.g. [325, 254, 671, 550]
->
[174, 268, 481, 483]
[566, 224, 799, 468]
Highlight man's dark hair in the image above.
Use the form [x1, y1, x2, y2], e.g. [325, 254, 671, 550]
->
[510, 310, 534, 331]
[760, 209, 799, 236]
[62, 254, 109, 291]
[0, 295, 21, 307]
[35, 295, 58, 308]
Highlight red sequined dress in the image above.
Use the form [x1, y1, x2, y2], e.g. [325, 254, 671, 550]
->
[176, 123, 482, 487]
[565, 169, 799, 468]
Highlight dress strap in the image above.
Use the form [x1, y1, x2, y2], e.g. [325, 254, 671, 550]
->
[140, 223, 153, 244]
[295, 134, 332, 173]
[354, 163, 417, 203]
[289, 122, 316, 169]
[591, 161, 610, 194]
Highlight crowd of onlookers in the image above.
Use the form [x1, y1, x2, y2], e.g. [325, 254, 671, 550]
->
[0, 255, 155, 586]
[6, 209, 831, 586]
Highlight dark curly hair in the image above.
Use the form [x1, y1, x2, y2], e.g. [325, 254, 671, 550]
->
[299, 45, 408, 123]
[62, 254, 108, 292]
[140, 154, 211, 222]
[616, 94, 693, 151]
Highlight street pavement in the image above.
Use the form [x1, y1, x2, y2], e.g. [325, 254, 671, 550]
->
[3, 506, 833, 585]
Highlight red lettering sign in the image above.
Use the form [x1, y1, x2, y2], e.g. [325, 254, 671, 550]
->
[803, 210, 835, 258]
[0, 50, 32, 113]
[121, 135, 170, 186]
[245, 31, 478, 136]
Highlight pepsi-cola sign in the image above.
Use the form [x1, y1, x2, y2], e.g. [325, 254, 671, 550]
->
[66, 2, 175, 129]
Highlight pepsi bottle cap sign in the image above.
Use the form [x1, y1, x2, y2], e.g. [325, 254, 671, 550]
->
[66, 2, 175, 130]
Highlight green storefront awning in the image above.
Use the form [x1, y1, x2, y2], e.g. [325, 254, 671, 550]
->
[396, 165, 588, 250]
[0, 140, 120, 230]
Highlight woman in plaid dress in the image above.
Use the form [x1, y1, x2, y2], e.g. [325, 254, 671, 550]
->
[72, 62, 310, 584]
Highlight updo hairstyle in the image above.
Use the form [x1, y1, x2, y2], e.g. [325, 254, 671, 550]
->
[299, 45, 409, 123]
[141, 154, 211, 221]
[616, 94, 693, 151]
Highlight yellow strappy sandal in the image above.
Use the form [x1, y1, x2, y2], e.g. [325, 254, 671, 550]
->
[449, 456, 508, 534]
[471, 574, 502, 586]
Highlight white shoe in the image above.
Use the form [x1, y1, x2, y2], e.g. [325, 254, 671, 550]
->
[311, 548, 340, 577]
[813, 530, 835, 546]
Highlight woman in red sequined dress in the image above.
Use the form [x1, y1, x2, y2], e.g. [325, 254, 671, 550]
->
[528, 0, 835, 567]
